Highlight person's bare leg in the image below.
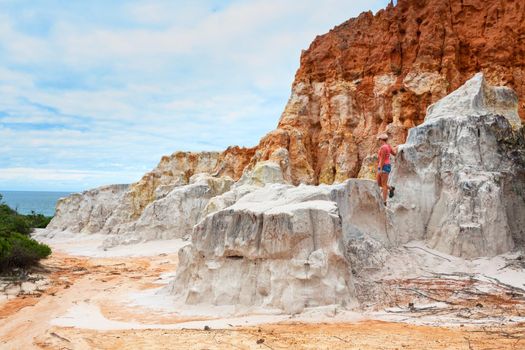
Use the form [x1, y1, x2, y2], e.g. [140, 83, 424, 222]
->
[381, 173, 389, 203]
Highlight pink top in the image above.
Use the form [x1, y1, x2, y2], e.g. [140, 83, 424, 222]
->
[379, 144, 393, 165]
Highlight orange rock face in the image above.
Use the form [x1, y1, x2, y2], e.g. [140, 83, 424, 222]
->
[248, 0, 525, 184]
[128, 147, 255, 218]
[214, 146, 257, 179]
[129, 151, 221, 218]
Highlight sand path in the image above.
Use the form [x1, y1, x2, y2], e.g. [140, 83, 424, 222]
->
[0, 237, 523, 349]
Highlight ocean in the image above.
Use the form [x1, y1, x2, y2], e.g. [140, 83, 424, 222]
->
[0, 190, 72, 217]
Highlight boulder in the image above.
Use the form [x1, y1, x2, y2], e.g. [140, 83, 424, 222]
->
[389, 73, 525, 258]
[235, 161, 286, 188]
[167, 180, 387, 312]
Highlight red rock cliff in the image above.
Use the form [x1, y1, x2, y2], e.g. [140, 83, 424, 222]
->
[247, 0, 525, 184]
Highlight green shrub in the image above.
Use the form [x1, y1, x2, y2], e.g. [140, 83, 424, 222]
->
[0, 204, 31, 235]
[24, 211, 53, 229]
[0, 232, 51, 271]
[0, 194, 52, 272]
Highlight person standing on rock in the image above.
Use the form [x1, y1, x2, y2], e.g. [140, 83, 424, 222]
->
[376, 133, 397, 204]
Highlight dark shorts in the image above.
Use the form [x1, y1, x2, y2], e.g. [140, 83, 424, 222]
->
[379, 164, 391, 174]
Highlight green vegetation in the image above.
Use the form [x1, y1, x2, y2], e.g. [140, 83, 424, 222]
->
[0, 194, 52, 272]
[23, 211, 53, 230]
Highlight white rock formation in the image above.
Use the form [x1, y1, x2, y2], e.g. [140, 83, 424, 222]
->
[167, 180, 388, 313]
[46, 184, 130, 235]
[102, 161, 291, 247]
[389, 73, 525, 258]
[203, 161, 288, 216]
[168, 73, 524, 313]
[45, 152, 226, 242]
[128, 151, 222, 219]
[426, 73, 521, 128]
[102, 174, 234, 247]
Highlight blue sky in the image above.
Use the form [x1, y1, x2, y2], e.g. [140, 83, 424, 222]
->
[0, 0, 388, 191]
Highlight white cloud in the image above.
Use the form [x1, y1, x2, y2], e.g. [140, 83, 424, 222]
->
[0, 167, 143, 191]
[0, 167, 129, 181]
[0, 15, 50, 63]
[0, 0, 389, 191]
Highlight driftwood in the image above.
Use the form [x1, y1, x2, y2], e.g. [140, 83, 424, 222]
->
[332, 335, 350, 343]
[403, 245, 452, 262]
[399, 287, 457, 305]
[480, 275, 525, 295]
[50, 332, 71, 343]
[423, 271, 525, 296]
[468, 327, 525, 340]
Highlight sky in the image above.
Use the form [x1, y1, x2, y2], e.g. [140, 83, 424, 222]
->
[0, 0, 389, 192]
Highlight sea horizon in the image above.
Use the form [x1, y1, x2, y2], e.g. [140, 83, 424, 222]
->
[0, 190, 73, 217]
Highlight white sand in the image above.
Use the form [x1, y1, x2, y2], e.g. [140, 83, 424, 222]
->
[33, 229, 189, 258]
[52, 302, 292, 330]
[33, 231, 525, 331]
[380, 241, 525, 290]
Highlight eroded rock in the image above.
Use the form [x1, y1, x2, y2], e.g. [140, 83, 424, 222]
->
[47, 184, 129, 235]
[168, 180, 387, 312]
[389, 73, 525, 258]
[102, 174, 234, 247]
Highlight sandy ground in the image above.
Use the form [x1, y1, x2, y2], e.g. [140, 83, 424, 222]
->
[0, 235, 524, 349]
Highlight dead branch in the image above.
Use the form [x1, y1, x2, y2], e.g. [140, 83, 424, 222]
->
[50, 332, 71, 343]
[332, 335, 350, 343]
[262, 342, 274, 350]
[403, 245, 452, 262]
[481, 275, 525, 295]
[399, 287, 457, 305]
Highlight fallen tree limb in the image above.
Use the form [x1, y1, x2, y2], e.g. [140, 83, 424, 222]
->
[50, 332, 71, 343]
[332, 335, 349, 343]
[480, 275, 525, 295]
[399, 287, 457, 305]
[403, 245, 452, 262]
